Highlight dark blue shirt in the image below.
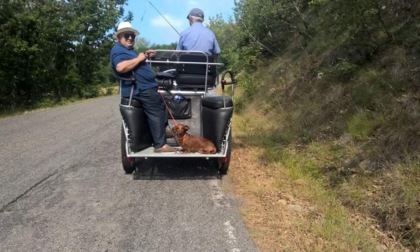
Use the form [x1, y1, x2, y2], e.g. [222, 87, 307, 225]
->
[110, 42, 157, 97]
[176, 22, 221, 55]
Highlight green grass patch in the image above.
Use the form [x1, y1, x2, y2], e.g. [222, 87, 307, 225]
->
[346, 110, 384, 141]
[277, 147, 323, 180]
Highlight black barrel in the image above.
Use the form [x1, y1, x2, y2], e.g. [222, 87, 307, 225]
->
[120, 98, 153, 152]
[202, 96, 233, 151]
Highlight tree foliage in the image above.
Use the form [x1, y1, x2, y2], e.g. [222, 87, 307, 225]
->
[208, 15, 239, 71]
[210, 0, 419, 74]
[0, 0, 127, 109]
[234, 0, 313, 56]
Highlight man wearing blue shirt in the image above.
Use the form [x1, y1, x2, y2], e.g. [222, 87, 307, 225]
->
[176, 8, 221, 56]
[177, 8, 222, 95]
[110, 22, 175, 153]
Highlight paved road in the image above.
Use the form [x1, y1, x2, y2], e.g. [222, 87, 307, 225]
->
[0, 96, 258, 252]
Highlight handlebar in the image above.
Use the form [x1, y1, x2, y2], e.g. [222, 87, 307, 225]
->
[221, 71, 237, 87]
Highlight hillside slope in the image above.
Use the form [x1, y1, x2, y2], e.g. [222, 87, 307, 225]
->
[224, 1, 420, 250]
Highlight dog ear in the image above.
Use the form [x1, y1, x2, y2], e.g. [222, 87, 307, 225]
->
[185, 125, 189, 131]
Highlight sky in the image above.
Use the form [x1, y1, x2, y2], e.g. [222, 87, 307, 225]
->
[121, 0, 236, 45]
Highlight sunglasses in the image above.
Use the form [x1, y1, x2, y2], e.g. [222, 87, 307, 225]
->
[123, 33, 136, 40]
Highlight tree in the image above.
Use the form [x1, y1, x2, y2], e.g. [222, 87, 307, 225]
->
[0, 0, 127, 109]
[208, 15, 239, 71]
[233, 0, 314, 59]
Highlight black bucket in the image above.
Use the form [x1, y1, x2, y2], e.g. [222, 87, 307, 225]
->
[202, 96, 233, 151]
[120, 98, 153, 152]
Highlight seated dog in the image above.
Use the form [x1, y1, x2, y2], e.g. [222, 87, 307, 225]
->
[172, 123, 216, 154]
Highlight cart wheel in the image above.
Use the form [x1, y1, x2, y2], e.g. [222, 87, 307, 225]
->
[121, 125, 135, 174]
[217, 129, 232, 175]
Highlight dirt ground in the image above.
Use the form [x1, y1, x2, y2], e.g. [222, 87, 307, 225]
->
[226, 138, 407, 251]
[227, 145, 321, 251]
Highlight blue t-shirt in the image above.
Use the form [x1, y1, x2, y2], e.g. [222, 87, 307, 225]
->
[176, 22, 221, 55]
[110, 42, 157, 97]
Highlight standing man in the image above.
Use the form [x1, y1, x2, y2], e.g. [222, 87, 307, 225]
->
[110, 22, 175, 153]
[176, 8, 221, 56]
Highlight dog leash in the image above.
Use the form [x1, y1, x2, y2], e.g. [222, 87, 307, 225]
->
[159, 90, 178, 127]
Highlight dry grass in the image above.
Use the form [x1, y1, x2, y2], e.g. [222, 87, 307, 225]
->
[228, 98, 408, 251]
[99, 86, 119, 96]
[226, 43, 420, 249]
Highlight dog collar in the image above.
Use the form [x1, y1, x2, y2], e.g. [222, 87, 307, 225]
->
[177, 134, 185, 139]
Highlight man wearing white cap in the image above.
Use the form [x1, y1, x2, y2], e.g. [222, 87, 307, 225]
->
[176, 8, 221, 56]
[110, 22, 175, 153]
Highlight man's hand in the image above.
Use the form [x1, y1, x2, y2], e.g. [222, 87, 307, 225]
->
[116, 49, 155, 73]
[144, 49, 156, 58]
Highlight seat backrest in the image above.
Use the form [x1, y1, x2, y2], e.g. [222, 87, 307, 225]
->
[177, 54, 216, 74]
[176, 53, 217, 90]
[153, 52, 178, 72]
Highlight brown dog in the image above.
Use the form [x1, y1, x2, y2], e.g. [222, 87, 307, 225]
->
[172, 123, 216, 154]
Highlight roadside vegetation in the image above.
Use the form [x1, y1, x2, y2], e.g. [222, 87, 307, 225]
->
[0, 0, 126, 115]
[0, 0, 176, 117]
[2, 0, 420, 250]
[209, 0, 420, 250]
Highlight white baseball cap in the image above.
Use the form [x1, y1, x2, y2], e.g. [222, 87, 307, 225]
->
[113, 22, 140, 39]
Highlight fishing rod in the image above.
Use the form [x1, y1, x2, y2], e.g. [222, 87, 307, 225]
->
[140, 8, 147, 22]
[147, 0, 180, 36]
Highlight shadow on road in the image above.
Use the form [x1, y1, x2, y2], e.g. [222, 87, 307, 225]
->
[132, 158, 220, 180]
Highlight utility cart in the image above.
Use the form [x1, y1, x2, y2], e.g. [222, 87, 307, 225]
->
[119, 50, 237, 175]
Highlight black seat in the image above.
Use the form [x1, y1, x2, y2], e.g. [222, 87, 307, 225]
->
[176, 54, 216, 90]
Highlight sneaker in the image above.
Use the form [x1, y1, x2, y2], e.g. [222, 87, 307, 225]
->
[154, 144, 177, 153]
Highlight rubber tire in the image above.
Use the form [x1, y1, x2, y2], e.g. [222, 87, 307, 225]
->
[121, 125, 135, 174]
[217, 128, 232, 175]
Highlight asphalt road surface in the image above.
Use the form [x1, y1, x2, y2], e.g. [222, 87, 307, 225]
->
[0, 96, 258, 252]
